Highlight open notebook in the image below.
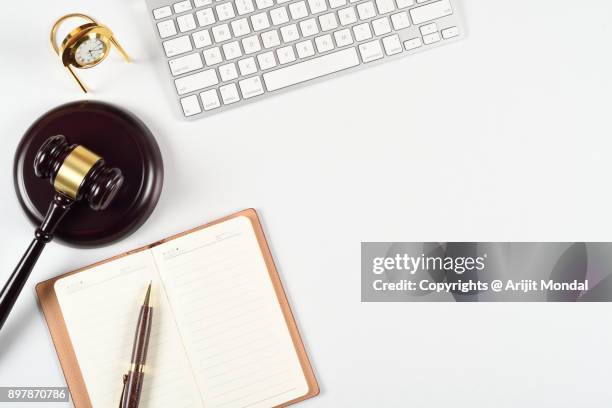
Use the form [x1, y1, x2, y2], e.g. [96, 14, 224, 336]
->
[36, 209, 318, 408]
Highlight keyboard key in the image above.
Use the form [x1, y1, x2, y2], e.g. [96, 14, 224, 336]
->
[175, 69, 219, 94]
[263, 47, 359, 91]
[194, 0, 212, 6]
[277, 45, 296, 64]
[216, 2, 236, 21]
[420, 22, 437, 35]
[300, 18, 319, 37]
[192, 29, 212, 48]
[334, 28, 353, 47]
[231, 18, 251, 36]
[262, 30, 281, 48]
[220, 83, 240, 104]
[353, 23, 372, 41]
[163, 35, 192, 57]
[223, 41, 242, 59]
[403, 37, 422, 50]
[203, 46, 223, 65]
[212, 24, 231, 42]
[329, 0, 347, 8]
[196, 8, 216, 26]
[319, 13, 338, 31]
[390, 11, 410, 29]
[219, 62, 239, 81]
[375, 0, 395, 14]
[153, 6, 172, 20]
[357, 1, 376, 19]
[242, 35, 262, 54]
[358, 39, 383, 62]
[256, 0, 274, 8]
[200, 89, 221, 110]
[338, 7, 357, 25]
[236, 0, 255, 15]
[238, 57, 257, 75]
[177, 14, 197, 32]
[258, 51, 277, 69]
[410, 0, 452, 24]
[296, 39, 315, 58]
[314, 34, 334, 52]
[382, 34, 402, 55]
[251, 12, 271, 31]
[157, 20, 178, 38]
[423, 32, 441, 44]
[442, 26, 459, 39]
[174, 0, 193, 13]
[396, 0, 414, 7]
[308, 0, 328, 14]
[280, 24, 299, 42]
[180, 95, 201, 116]
[270, 7, 290, 25]
[239, 76, 265, 98]
[372, 17, 391, 35]
[169, 52, 203, 76]
[289, 1, 308, 19]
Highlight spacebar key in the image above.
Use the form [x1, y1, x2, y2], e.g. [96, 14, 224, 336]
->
[264, 48, 360, 92]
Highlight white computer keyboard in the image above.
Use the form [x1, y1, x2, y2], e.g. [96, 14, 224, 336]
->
[145, 0, 464, 119]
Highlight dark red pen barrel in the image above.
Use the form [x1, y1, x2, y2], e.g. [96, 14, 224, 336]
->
[121, 305, 153, 408]
[131, 305, 153, 364]
[122, 371, 145, 408]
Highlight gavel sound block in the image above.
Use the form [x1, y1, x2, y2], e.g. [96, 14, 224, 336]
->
[14, 101, 163, 246]
[1, 101, 163, 331]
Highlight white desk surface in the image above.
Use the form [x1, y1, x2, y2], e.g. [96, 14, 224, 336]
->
[1, 1, 611, 407]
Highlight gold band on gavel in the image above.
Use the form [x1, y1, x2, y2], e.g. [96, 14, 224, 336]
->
[54, 146, 101, 200]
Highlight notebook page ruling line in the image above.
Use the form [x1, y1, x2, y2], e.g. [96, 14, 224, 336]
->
[152, 215, 310, 408]
[54, 249, 203, 408]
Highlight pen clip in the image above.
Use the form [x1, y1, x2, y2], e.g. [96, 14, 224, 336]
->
[118, 373, 128, 408]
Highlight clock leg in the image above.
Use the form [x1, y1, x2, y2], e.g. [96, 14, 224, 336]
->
[111, 36, 131, 63]
[66, 66, 88, 93]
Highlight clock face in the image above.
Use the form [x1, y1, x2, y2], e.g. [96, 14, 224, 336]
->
[75, 38, 106, 66]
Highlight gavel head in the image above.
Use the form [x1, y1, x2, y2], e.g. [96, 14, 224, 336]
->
[33, 135, 124, 211]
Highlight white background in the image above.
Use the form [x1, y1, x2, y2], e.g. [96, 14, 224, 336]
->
[1, 0, 611, 407]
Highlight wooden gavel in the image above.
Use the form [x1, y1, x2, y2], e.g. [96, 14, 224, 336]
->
[0, 135, 124, 331]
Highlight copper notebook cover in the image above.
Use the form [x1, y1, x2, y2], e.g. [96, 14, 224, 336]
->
[36, 209, 319, 408]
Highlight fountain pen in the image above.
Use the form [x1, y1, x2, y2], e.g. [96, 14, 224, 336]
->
[120, 282, 153, 408]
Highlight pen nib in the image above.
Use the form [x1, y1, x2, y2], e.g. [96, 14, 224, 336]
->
[143, 281, 152, 307]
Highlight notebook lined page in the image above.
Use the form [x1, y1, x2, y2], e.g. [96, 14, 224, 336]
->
[152, 216, 309, 408]
[54, 250, 203, 408]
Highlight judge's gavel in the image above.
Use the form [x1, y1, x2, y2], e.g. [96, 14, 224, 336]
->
[0, 135, 124, 331]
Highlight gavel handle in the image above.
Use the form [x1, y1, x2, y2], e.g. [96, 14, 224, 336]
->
[0, 194, 74, 331]
[0, 239, 47, 330]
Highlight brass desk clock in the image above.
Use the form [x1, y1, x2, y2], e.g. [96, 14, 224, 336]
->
[50, 13, 130, 93]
